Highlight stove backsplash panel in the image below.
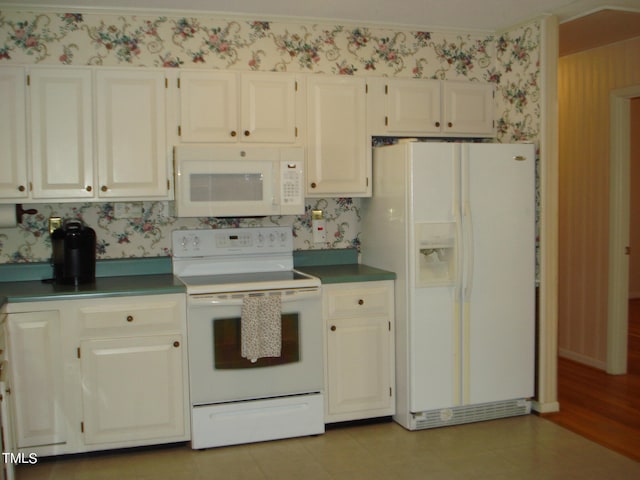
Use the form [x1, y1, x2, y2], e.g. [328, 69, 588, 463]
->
[0, 199, 360, 263]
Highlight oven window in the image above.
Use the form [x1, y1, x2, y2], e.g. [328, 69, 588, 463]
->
[190, 173, 263, 202]
[213, 313, 300, 369]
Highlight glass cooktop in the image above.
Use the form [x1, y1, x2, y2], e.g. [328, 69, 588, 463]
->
[179, 270, 310, 287]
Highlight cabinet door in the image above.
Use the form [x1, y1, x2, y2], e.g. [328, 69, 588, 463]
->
[0, 67, 28, 200]
[29, 68, 94, 199]
[326, 315, 392, 417]
[306, 76, 370, 197]
[386, 78, 441, 134]
[442, 81, 494, 135]
[80, 335, 185, 445]
[96, 69, 169, 199]
[179, 71, 238, 142]
[323, 282, 395, 422]
[0, 376, 15, 480]
[7, 311, 66, 448]
[240, 72, 297, 143]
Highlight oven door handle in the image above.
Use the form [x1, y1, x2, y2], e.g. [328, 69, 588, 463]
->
[188, 287, 320, 307]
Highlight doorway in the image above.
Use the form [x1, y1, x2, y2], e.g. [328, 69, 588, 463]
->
[608, 89, 640, 374]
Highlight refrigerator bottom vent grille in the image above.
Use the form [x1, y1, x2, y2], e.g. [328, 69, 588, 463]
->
[411, 399, 531, 430]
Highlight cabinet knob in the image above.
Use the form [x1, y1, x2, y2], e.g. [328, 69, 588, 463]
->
[435, 121, 440, 128]
[244, 130, 251, 137]
[447, 122, 453, 128]
[173, 341, 180, 348]
[358, 299, 364, 305]
[126, 315, 134, 322]
[101, 185, 108, 192]
[86, 185, 92, 192]
[330, 325, 336, 331]
[310, 182, 317, 189]
[230, 130, 237, 137]
[18, 185, 26, 192]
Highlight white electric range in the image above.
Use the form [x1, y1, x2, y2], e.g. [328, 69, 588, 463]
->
[172, 227, 324, 449]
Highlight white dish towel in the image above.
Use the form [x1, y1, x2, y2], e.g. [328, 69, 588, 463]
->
[241, 294, 282, 363]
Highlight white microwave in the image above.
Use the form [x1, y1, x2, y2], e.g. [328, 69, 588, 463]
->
[173, 145, 305, 217]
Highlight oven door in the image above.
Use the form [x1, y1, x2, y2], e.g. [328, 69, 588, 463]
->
[187, 287, 323, 405]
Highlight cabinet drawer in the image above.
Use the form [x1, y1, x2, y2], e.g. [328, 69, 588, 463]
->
[79, 296, 184, 337]
[324, 282, 392, 319]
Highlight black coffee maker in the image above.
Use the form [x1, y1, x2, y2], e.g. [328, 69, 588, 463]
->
[51, 220, 97, 285]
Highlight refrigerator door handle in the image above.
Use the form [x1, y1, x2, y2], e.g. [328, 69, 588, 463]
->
[462, 201, 474, 302]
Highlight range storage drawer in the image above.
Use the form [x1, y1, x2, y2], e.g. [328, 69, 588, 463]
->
[324, 284, 393, 319]
[78, 294, 184, 337]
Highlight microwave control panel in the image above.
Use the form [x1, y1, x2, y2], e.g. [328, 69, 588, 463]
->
[280, 160, 303, 213]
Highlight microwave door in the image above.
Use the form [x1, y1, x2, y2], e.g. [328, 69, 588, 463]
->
[176, 160, 278, 217]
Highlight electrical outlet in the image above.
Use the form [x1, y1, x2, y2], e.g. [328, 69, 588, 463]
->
[312, 210, 327, 244]
[114, 202, 143, 219]
[48, 217, 62, 234]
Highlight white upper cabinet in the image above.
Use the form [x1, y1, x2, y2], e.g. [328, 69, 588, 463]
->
[368, 77, 441, 135]
[29, 68, 94, 199]
[368, 77, 495, 137]
[179, 71, 237, 143]
[96, 69, 169, 199]
[179, 71, 299, 144]
[442, 80, 495, 135]
[0, 66, 28, 200]
[306, 75, 370, 197]
[6, 66, 171, 202]
[240, 73, 298, 143]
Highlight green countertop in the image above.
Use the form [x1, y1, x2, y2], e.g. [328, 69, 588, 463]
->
[0, 274, 184, 305]
[294, 248, 396, 284]
[0, 249, 395, 304]
[297, 263, 396, 284]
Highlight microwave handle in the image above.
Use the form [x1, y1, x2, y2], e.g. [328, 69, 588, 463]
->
[272, 162, 280, 206]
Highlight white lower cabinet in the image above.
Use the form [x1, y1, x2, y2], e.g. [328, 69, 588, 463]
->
[5, 311, 67, 449]
[80, 334, 185, 445]
[323, 281, 395, 423]
[1, 293, 189, 457]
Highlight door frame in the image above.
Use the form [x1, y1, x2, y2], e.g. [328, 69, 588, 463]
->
[607, 85, 640, 374]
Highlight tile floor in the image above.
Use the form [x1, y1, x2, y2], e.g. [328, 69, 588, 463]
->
[15, 415, 640, 480]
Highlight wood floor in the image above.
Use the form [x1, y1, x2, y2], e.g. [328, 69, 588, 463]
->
[545, 299, 640, 462]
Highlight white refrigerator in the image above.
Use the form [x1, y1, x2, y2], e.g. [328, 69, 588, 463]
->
[361, 141, 535, 430]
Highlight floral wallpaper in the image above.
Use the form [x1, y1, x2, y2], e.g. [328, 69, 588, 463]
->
[0, 9, 542, 264]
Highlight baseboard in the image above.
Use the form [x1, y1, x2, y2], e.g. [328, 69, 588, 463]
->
[558, 349, 606, 370]
[531, 400, 560, 413]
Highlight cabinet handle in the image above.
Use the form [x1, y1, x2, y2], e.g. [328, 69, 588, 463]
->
[101, 185, 108, 192]
[330, 325, 336, 331]
[358, 299, 364, 305]
[310, 182, 317, 189]
[18, 185, 26, 192]
[173, 341, 180, 348]
[5, 386, 10, 395]
[435, 121, 440, 127]
[244, 130, 250, 137]
[447, 122, 453, 128]
[230, 130, 237, 137]
[86, 185, 92, 192]
[126, 315, 134, 322]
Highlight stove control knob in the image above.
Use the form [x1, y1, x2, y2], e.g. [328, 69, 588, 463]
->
[192, 236, 200, 247]
[269, 233, 275, 243]
[257, 233, 264, 243]
[181, 236, 188, 248]
[280, 232, 287, 243]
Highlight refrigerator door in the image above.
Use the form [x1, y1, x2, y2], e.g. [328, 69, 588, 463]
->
[408, 143, 462, 412]
[462, 143, 536, 405]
